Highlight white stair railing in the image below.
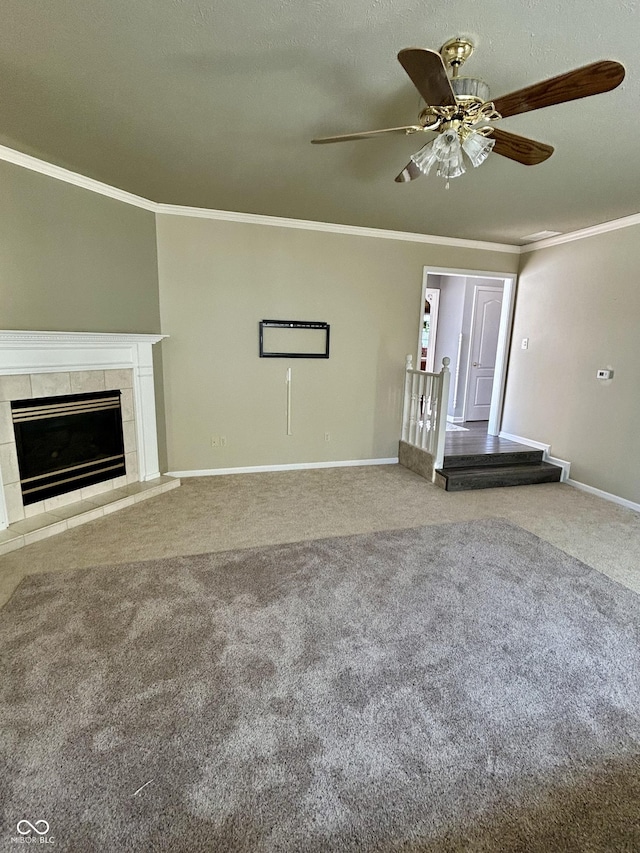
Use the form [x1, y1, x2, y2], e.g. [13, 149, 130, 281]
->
[401, 355, 451, 474]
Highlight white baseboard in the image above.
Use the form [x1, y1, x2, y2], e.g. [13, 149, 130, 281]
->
[447, 416, 465, 424]
[499, 432, 638, 510]
[545, 455, 571, 482]
[167, 457, 399, 477]
[498, 431, 571, 482]
[498, 430, 549, 452]
[566, 479, 640, 514]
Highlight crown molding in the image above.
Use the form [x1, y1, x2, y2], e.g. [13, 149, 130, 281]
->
[153, 203, 521, 253]
[0, 143, 518, 253]
[521, 211, 640, 252]
[2, 143, 639, 255]
[0, 144, 157, 211]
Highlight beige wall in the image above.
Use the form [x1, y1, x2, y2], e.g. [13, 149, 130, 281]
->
[0, 160, 160, 333]
[0, 160, 166, 467]
[156, 215, 518, 471]
[4, 154, 637, 502]
[502, 228, 640, 503]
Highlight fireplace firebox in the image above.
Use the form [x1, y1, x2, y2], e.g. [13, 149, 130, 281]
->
[12, 390, 127, 505]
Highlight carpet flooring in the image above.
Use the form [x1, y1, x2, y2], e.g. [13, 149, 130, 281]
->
[1, 519, 639, 851]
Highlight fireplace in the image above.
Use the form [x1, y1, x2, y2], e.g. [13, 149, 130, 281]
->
[12, 390, 127, 505]
[0, 331, 167, 531]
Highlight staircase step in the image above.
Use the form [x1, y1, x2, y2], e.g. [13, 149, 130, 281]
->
[442, 449, 544, 469]
[435, 461, 563, 492]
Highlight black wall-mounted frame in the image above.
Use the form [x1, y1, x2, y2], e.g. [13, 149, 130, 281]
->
[259, 320, 330, 359]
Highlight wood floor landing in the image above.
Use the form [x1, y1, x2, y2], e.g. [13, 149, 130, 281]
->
[438, 421, 563, 492]
[445, 421, 536, 458]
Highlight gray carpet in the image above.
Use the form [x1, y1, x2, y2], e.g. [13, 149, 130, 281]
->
[1, 519, 639, 852]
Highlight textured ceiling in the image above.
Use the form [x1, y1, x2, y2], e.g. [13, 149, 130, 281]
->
[1, 0, 637, 243]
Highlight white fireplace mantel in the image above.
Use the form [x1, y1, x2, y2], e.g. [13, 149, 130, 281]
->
[0, 330, 167, 530]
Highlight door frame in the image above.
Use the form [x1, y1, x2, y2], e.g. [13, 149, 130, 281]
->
[419, 266, 517, 436]
[416, 287, 440, 373]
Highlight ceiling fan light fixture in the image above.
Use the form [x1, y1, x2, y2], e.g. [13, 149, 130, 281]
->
[461, 128, 496, 167]
[314, 43, 625, 187]
[411, 129, 466, 183]
[434, 129, 466, 179]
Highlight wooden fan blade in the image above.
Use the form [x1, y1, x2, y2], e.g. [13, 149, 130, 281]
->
[395, 160, 423, 182]
[311, 126, 423, 144]
[397, 48, 457, 107]
[489, 128, 554, 165]
[493, 60, 625, 118]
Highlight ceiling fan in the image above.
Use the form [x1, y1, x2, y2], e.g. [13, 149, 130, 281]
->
[311, 38, 625, 185]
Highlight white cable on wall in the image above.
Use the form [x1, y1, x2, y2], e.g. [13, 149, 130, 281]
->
[286, 367, 292, 435]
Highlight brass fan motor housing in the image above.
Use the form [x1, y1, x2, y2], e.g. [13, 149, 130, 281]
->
[440, 37, 475, 75]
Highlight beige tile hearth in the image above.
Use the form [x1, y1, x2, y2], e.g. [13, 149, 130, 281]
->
[80, 480, 115, 500]
[45, 499, 101, 520]
[7, 513, 61, 535]
[0, 476, 180, 557]
[81, 486, 132, 507]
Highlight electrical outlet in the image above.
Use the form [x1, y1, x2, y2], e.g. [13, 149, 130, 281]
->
[220, 436, 227, 447]
[324, 432, 331, 442]
[521, 338, 529, 350]
[211, 436, 219, 448]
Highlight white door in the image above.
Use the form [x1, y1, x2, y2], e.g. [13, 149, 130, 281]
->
[465, 285, 503, 421]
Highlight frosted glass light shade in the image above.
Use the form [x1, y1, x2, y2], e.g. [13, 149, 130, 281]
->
[410, 141, 440, 176]
[461, 130, 495, 167]
[410, 127, 495, 184]
[432, 130, 466, 179]
[411, 129, 466, 180]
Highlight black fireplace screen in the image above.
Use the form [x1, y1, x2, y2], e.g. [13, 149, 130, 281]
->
[11, 390, 127, 505]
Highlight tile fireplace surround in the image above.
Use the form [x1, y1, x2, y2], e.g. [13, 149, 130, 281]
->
[0, 331, 179, 553]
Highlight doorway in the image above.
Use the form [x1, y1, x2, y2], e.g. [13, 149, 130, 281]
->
[418, 267, 517, 436]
